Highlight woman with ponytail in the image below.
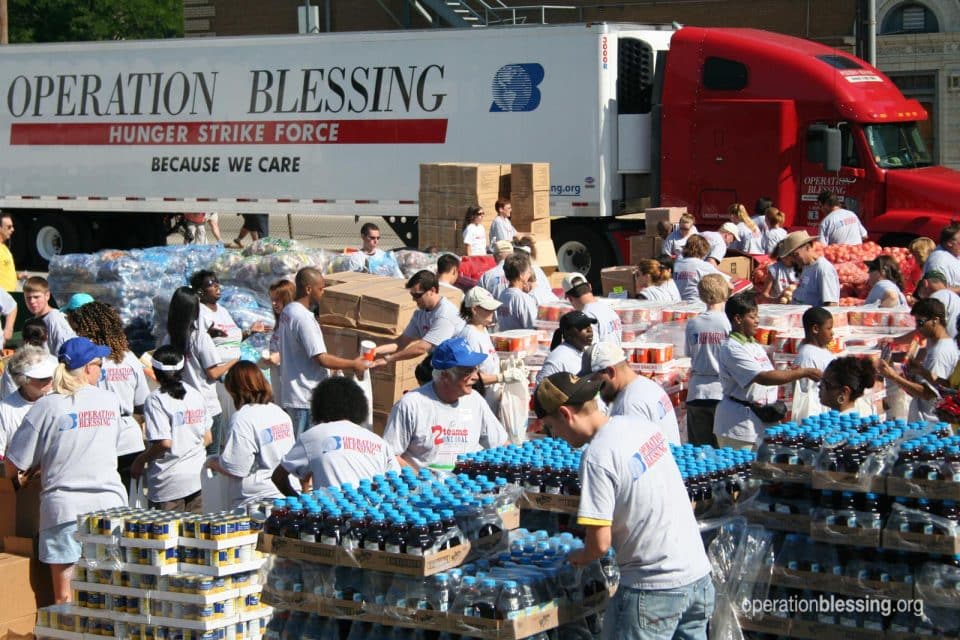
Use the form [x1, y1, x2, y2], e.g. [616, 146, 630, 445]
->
[130, 345, 212, 513]
[636, 259, 681, 302]
[5, 337, 126, 603]
[728, 203, 763, 254]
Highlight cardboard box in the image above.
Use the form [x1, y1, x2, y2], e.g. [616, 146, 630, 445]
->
[319, 278, 394, 324]
[0, 612, 35, 639]
[0, 480, 39, 542]
[751, 461, 812, 484]
[511, 191, 550, 224]
[0, 481, 14, 544]
[886, 476, 960, 501]
[882, 528, 960, 555]
[629, 235, 663, 263]
[371, 410, 390, 437]
[453, 163, 501, 195]
[259, 533, 472, 576]
[811, 469, 885, 494]
[371, 375, 418, 413]
[319, 324, 360, 359]
[601, 266, 640, 297]
[0, 554, 39, 627]
[417, 190, 440, 217]
[718, 255, 754, 279]
[549, 272, 573, 290]
[418, 163, 441, 191]
[520, 491, 580, 514]
[513, 216, 551, 239]
[358, 291, 417, 335]
[510, 163, 550, 194]
[533, 239, 558, 271]
[643, 207, 687, 231]
[809, 520, 881, 547]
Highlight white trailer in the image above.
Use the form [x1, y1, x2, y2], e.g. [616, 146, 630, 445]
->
[0, 23, 673, 270]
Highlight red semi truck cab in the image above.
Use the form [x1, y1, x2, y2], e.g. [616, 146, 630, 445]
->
[656, 27, 960, 243]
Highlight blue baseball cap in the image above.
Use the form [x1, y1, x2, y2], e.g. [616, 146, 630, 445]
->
[431, 337, 487, 371]
[59, 337, 110, 369]
[61, 292, 94, 312]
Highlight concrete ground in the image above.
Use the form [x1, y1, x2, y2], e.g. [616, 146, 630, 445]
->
[170, 213, 406, 252]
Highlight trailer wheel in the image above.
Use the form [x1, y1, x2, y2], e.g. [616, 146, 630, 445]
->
[30, 214, 91, 269]
[552, 221, 614, 290]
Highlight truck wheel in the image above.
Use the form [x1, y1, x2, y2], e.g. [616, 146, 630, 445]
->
[552, 221, 614, 290]
[29, 214, 91, 269]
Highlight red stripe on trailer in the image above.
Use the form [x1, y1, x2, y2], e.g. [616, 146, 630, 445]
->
[312, 199, 330, 203]
[277, 199, 295, 203]
[572, 202, 589, 207]
[56, 196, 73, 200]
[355, 200, 379, 204]
[197, 198, 214, 202]
[9, 119, 449, 145]
[237, 198, 257, 202]
[163, 197, 182, 201]
[125, 197, 144, 201]
[399, 200, 415, 205]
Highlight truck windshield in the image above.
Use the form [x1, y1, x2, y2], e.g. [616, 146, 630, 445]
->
[864, 122, 932, 169]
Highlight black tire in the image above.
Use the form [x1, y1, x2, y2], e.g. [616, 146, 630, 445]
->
[28, 213, 92, 270]
[551, 220, 615, 291]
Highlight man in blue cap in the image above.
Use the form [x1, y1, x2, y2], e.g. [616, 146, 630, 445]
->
[382, 337, 508, 472]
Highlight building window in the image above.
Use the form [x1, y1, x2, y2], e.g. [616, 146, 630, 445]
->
[881, 3, 939, 34]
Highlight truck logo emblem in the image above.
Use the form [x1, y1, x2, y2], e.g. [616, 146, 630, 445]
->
[490, 64, 545, 112]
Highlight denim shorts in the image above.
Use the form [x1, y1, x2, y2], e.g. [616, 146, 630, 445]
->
[603, 573, 715, 640]
[285, 407, 312, 438]
[39, 521, 82, 564]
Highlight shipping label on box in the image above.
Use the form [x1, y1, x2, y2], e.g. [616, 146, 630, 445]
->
[510, 163, 550, 194]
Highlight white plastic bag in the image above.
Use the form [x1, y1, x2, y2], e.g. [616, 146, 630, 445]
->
[498, 380, 529, 444]
[790, 380, 823, 422]
[201, 456, 231, 514]
[128, 477, 147, 509]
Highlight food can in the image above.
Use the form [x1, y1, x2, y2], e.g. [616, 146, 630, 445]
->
[199, 605, 214, 619]
[198, 518, 211, 540]
[182, 517, 197, 539]
[236, 518, 251, 536]
[151, 520, 170, 540]
[124, 517, 138, 538]
[225, 518, 238, 538]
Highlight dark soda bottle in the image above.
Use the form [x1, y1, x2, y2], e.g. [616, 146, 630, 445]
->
[265, 499, 288, 536]
[384, 517, 408, 554]
[407, 517, 433, 556]
[299, 508, 323, 543]
[361, 516, 387, 551]
[319, 510, 343, 546]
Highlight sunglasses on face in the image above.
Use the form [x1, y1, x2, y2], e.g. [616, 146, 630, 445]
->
[410, 290, 427, 300]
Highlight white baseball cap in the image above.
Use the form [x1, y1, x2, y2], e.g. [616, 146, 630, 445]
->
[24, 355, 58, 380]
[580, 342, 627, 374]
[463, 286, 502, 311]
[561, 273, 589, 295]
[719, 222, 740, 237]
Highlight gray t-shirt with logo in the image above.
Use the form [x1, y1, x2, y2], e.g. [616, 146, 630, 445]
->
[143, 385, 212, 503]
[219, 402, 296, 507]
[403, 297, 465, 346]
[7, 386, 126, 531]
[578, 415, 711, 589]
[282, 419, 399, 489]
[278, 301, 328, 410]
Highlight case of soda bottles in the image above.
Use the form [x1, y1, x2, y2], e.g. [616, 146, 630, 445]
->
[257, 468, 521, 577]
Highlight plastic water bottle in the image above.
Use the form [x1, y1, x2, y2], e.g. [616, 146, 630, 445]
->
[476, 578, 500, 619]
[600, 548, 620, 589]
[453, 576, 481, 616]
[429, 573, 452, 613]
[495, 580, 523, 620]
[300, 614, 324, 640]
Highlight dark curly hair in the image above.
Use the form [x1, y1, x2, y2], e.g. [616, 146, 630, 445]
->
[68, 301, 128, 363]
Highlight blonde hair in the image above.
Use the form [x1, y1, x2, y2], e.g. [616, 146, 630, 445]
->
[53, 363, 89, 396]
[909, 237, 936, 265]
[636, 259, 672, 285]
[698, 273, 731, 305]
[679, 213, 696, 225]
[764, 207, 785, 228]
[728, 203, 756, 233]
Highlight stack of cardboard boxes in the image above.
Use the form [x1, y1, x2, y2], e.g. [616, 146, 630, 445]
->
[319, 271, 463, 433]
[628, 207, 687, 263]
[417, 163, 505, 254]
[509, 162, 558, 275]
[0, 472, 54, 638]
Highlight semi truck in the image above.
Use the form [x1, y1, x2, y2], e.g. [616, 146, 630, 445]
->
[1, 23, 957, 283]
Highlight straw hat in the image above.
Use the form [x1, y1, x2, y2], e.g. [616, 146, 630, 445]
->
[776, 231, 817, 258]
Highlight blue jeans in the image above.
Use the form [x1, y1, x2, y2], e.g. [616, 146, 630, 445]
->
[603, 574, 715, 640]
[285, 407, 312, 438]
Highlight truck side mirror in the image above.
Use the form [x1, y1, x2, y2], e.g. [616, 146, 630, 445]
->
[824, 127, 841, 173]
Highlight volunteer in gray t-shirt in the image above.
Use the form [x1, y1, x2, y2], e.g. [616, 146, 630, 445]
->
[23, 276, 77, 355]
[496, 253, 538, 331]
[279, 268, 379, 437]
[131, 346, 212, 513]
[383, 337, 508, 471]
[208, 362, 297, 509]
[536, 311, 596, 384]
[375, 270, 465, 367]
[561, 273, 623, 346]
[164, 287, 238, 455]
[776, 231, 839, 306]
[533, 372, 714, 640]
[6, 337, 126, 604]
[275, 377, 399, 493]
[684, 274, 732, 446]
